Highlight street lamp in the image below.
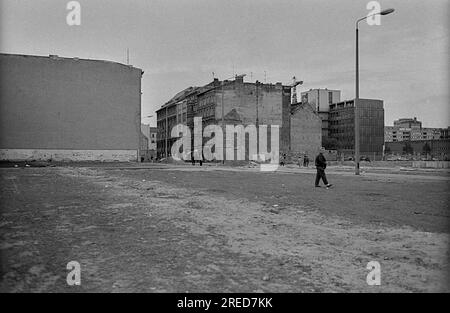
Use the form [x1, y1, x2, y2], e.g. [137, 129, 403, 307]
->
[142, 114, 154, 122]
[354, 8, 394, 175]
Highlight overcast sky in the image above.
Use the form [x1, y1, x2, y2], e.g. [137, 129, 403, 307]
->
[1, 0, 448, 127]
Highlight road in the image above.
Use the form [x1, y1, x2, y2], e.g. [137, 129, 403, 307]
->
[0, 164, 449, 292]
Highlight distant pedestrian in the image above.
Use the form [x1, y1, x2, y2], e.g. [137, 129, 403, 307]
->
[315, 148, 332, 188]
[298, 156, 302, 168]
[280, 153, 286, 166]
[304, 155, 309, 167]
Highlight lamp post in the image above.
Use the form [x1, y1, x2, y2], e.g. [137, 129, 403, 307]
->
[255, 80, 260, 160]
[354, 8, 394, 175]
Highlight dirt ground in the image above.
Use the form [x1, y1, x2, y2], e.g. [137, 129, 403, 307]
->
[0, 164, 449, 292]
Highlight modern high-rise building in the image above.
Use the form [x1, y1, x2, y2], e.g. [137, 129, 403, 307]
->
[328, 99, 385, 159]
[301, 89, 341, 112]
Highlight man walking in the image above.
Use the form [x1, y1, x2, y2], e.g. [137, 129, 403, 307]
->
[315, 148, 332, 188]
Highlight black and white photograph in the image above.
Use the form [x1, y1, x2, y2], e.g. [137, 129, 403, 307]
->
[0, 0, 449, 301]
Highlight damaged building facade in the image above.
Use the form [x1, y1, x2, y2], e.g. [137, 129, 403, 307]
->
[156, 77, 322, 162]
[0, 53, 143, 162]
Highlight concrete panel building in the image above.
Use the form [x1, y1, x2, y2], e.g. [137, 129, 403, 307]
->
[0, 53, 143, 161]
[385, 117, 445, 142]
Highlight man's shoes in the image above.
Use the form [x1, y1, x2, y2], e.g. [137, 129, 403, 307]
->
[326, 184, 333, 188]
[315, 185, 321, 188]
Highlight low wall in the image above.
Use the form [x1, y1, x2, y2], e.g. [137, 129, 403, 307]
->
[327, 160, 413, 167]
[0, 149, 138, 162]
[412, 161, 450, 169]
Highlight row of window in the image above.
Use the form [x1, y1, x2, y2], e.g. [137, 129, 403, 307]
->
[195, 105, 215, 118]
[198, 94, 215, 108]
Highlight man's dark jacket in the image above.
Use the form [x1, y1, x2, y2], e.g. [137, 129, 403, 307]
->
[315, 153, 327, 169]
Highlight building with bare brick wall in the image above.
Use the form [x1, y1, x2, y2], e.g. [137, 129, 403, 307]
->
[290, 102, 322, 159]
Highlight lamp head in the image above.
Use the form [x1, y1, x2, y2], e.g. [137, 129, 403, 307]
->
[380, 8, 395, 15]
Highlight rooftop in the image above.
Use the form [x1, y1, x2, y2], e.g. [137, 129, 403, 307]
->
[0, 53, 143, 72]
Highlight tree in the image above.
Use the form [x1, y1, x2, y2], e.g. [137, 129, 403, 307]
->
[422, 142, 431, 160]
[422, 142, 431, 155]
[402, 142, 413, 155]
[323, 137, 338, 150]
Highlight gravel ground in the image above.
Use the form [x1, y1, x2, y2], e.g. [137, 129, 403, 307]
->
[0, 165, 449, 292]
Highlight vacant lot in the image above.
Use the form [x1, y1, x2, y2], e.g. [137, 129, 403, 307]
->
[0, 164, 449, 292]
